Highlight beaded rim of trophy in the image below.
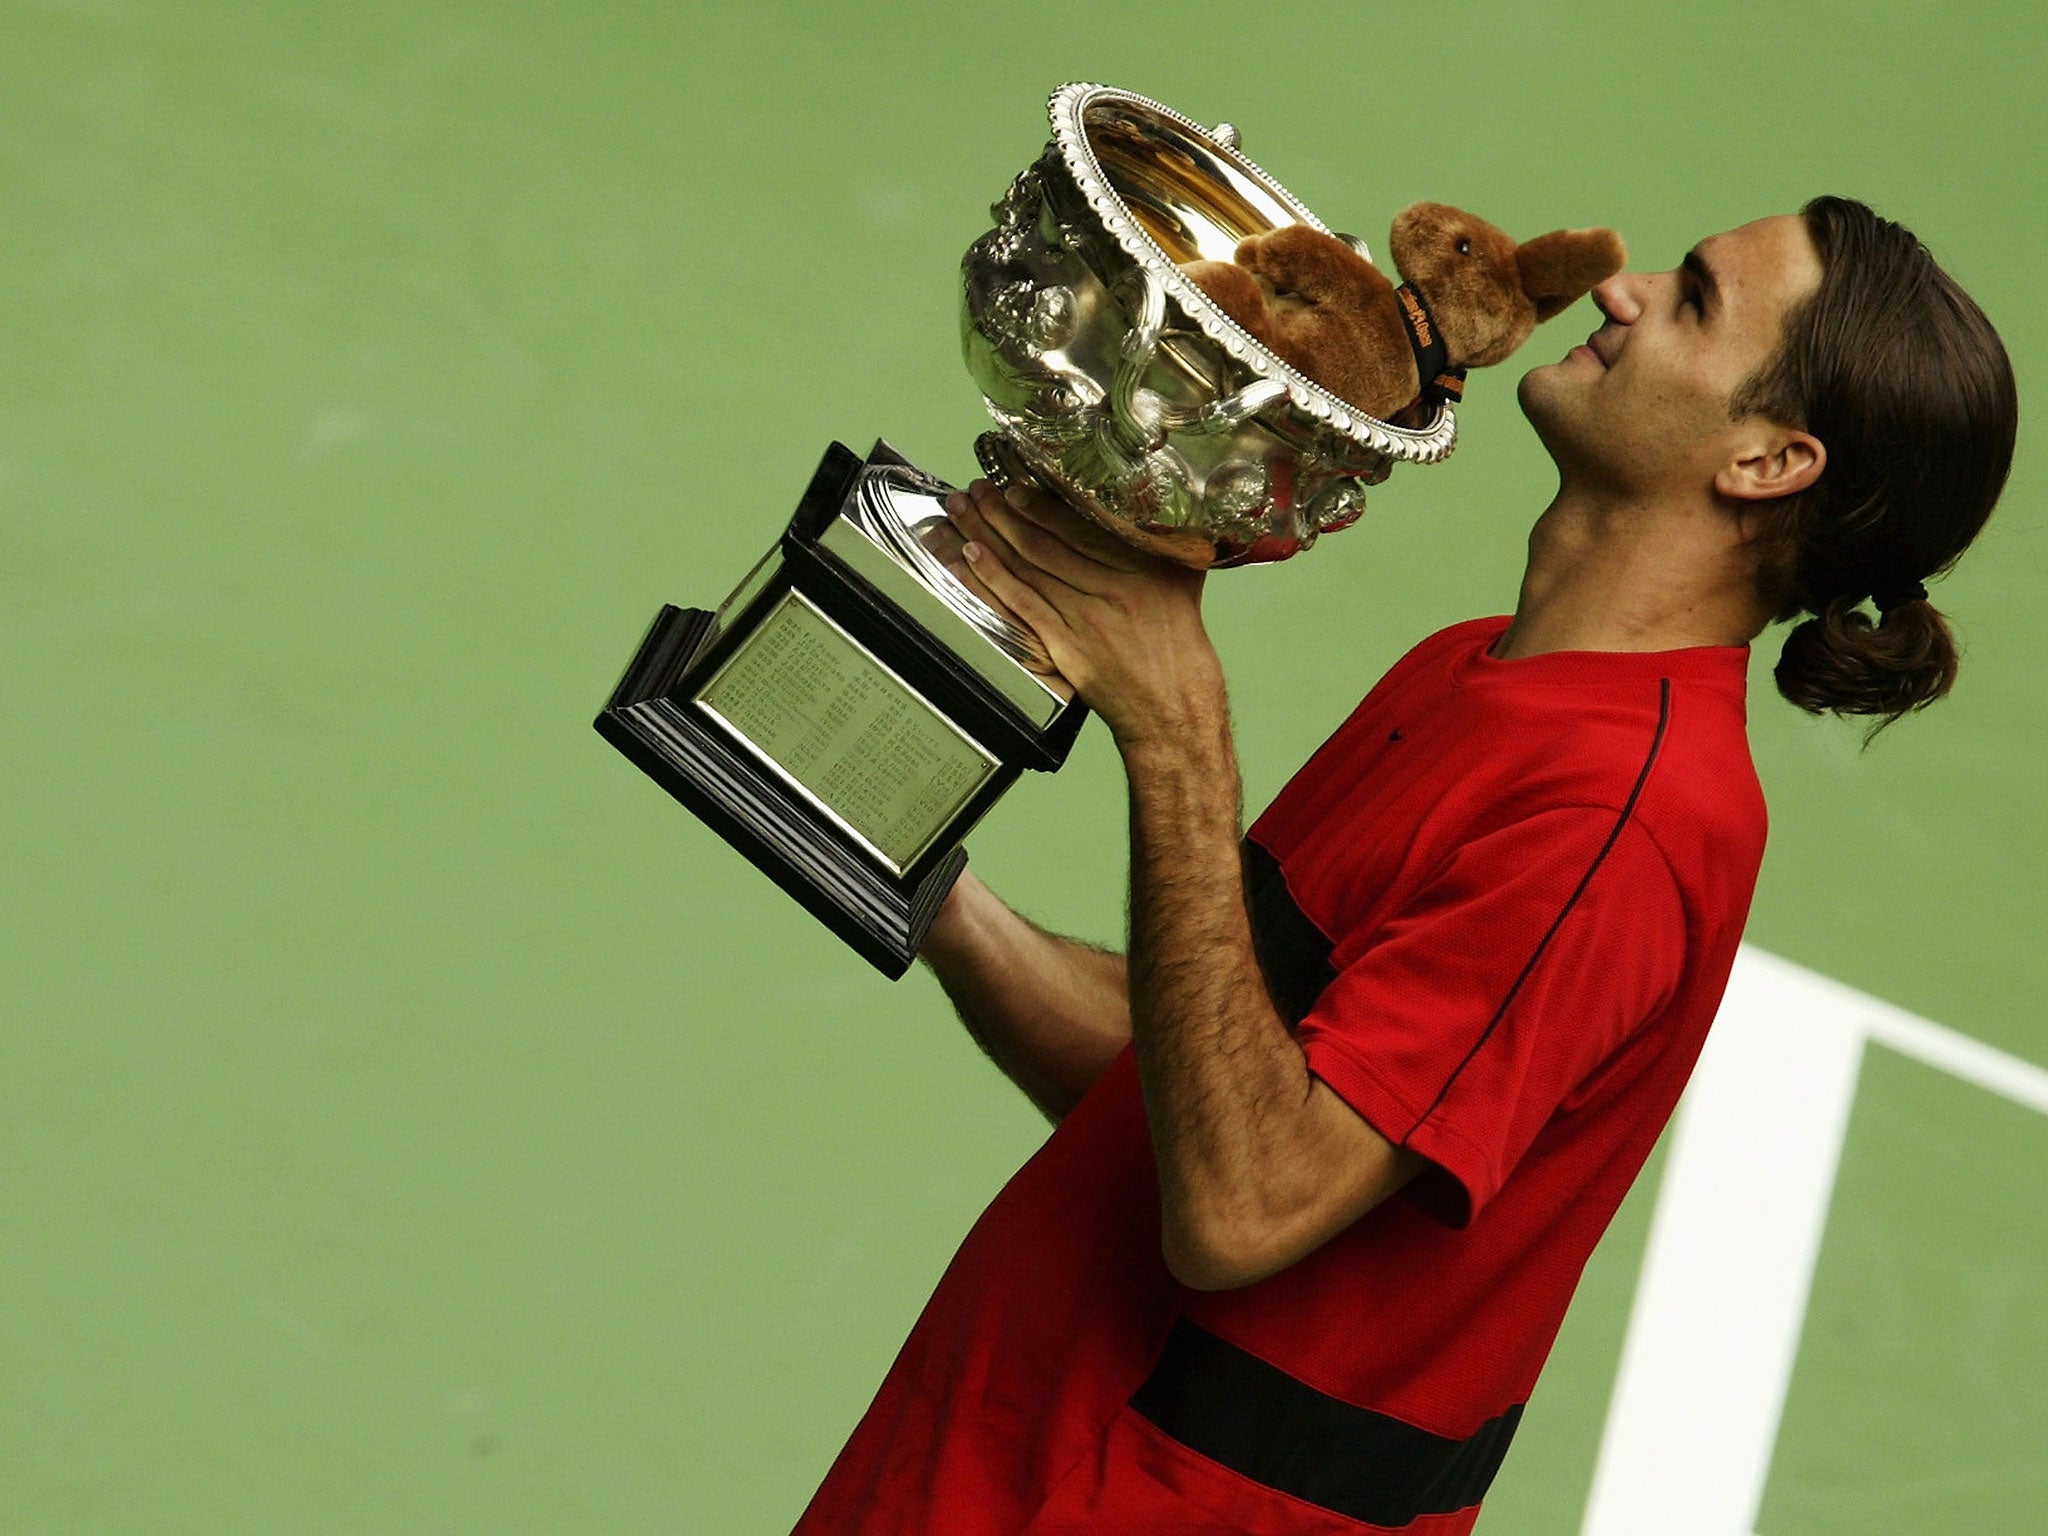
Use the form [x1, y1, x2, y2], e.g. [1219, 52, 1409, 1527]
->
[961, 82, 1459, 572]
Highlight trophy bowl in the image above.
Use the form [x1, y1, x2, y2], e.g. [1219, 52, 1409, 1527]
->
[962, 83, 1458, 568]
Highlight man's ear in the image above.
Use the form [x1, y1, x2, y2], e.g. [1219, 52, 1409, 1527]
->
[1716, 427, 1825, 502]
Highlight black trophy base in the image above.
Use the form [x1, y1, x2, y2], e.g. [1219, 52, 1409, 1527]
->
[597, 605, 970, 978]
[597, 440, 1086, 979]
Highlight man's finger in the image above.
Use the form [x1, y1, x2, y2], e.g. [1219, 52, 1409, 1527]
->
[944, 488, 1028, 578]
[953, 527, 1075, 676]
[961, 481, 1118, 594]
[988, 482, 1148, 572]
[953, 556, 1034, 631]
[947, 485, 1081, 603]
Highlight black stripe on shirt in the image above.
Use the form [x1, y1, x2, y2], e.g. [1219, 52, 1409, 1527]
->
[1242, 838, 1336, 1027]
[1130, 1319, 1524, 1523]
[1410, 677, 1672, 1133]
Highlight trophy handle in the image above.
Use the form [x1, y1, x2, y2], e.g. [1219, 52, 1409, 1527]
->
[1158, 377, 1292, 436]
[1105, 269, 1293, 447]
[1104, 264, 1170, 461]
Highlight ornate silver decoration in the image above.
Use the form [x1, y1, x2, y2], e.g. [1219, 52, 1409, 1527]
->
[961, 83, 1458, 566]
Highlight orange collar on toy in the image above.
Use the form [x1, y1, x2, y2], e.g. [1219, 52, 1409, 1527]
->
[1394, 285, 1466, 407]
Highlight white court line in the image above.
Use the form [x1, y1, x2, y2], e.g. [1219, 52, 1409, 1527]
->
[1729, 947, 2048, 1114]
[1863, 1004, 2048, 1116]
[1579, 944, 2048, 1536]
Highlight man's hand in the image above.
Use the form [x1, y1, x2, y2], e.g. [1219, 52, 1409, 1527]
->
[944, 479, 1226, 750]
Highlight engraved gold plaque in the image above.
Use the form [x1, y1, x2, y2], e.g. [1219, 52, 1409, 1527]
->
[694, 592, 999, 875]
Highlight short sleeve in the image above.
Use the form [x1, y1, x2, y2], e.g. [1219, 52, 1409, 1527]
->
[1296, 808, 1684, 1227]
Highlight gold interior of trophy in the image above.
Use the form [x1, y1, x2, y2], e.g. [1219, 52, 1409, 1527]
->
[1080, 100, 1326, 265]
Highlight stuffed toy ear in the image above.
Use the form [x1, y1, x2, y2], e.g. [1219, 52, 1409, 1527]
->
[1517, 228, 1627, 321]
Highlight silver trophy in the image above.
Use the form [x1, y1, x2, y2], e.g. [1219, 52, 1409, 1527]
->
[963, 82, 1456, 567]
[597, 84, 1455, 974]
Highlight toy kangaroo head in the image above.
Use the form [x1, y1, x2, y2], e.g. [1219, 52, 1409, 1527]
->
[1389, 202, 1626, 369]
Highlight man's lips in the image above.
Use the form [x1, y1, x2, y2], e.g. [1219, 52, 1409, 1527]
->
[1574, 326, 1618, 368]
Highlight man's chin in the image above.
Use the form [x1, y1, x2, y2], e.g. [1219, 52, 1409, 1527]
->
[1515, 363, 1596, 470]
[1516, 360, 1566, 426]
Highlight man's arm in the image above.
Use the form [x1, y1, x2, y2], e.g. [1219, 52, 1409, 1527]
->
[920, 868, 1132, 1122]
[1118, 718, 1427, 1288]
[950, 480, 1426, 1290]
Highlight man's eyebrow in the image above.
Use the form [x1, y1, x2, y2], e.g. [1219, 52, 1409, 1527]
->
[1682, 247, 1723, 315]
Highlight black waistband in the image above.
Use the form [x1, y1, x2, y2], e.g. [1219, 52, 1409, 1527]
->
[1130, 1319, 1522, 1524]
[1394, 284, 1466, 407]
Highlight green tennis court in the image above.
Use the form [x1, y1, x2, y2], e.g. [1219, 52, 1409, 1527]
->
[4, 4, 2042, 1530]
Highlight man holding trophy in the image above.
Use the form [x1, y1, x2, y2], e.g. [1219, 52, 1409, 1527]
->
[798, 191, 2009, 1531]
[597, 87, 2014, 1532]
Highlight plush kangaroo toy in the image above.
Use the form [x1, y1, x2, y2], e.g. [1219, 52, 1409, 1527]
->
[1183, 203, 1626, 424]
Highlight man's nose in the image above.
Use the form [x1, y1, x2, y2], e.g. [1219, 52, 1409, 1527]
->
[1590, 270, 1644, 326]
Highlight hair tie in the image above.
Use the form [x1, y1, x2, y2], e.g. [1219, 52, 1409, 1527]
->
[1872, 580, 1929, 614]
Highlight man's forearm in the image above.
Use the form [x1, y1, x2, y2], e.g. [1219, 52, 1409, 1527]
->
[921, 868, 1132, 1121]
[1123, 722, 1423, 1289]
[1123, 725, 1320, 1276]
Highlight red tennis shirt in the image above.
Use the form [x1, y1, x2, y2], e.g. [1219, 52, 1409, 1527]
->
[792, 616, 1765, 1534]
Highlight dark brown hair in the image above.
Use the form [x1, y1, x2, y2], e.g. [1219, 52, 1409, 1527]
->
[1734, 196, 2017, 734]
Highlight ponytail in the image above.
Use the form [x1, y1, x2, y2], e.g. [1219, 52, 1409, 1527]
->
[1774, 595, 1959, 733]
